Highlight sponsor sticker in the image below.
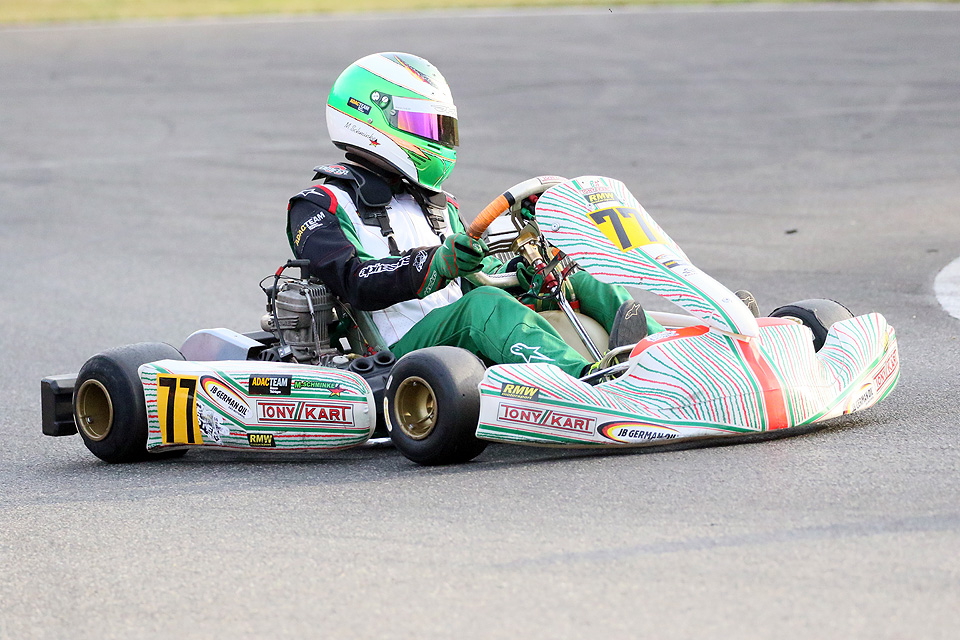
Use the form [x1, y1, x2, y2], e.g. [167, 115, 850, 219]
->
[647, 329, 678, 343]
[347, 97, 372, 115]
[201, 376, 250, 421]
[873, 349, 899, 389]
[538, 175, 566, 184]
[247, 433, 276, 448]
[497, 403, 595, 434]
[584, 191, 616, 205]
[292, 380, 347, 397]
[598, 421, 680, 443]
[319, 164, 350, 177]
[654, 253, 690, 270]
[845, 382, 876, 414]
[257, 400, 353, 424]
[196, 402, 229, 445]
[578, 179, 609, 196]
[500, 383, 540, 401]
[249, 375, 292, 396]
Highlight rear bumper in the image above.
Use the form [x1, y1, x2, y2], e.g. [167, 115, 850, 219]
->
[41, 374, 77, 436]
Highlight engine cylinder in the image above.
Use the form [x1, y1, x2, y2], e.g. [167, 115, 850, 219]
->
[261, 281, 336, 364]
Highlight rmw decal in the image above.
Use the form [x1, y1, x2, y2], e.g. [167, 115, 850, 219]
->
[497, 403, 595, 433]
[257, 401, 353, 424]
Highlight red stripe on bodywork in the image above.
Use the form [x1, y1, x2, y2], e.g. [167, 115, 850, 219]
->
[737, 340, 789, 430]
[755, 317, 797, 328]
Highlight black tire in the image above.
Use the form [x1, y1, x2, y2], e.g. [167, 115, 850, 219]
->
[769, 299, 854, 352]
[385, 346, 488, 466]
[74, 342, 186, 463]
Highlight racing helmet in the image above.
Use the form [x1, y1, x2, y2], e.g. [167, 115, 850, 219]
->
[326, 52, 459, 192]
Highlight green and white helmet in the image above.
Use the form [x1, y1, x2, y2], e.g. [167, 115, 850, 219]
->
[326, 52, 458, 192]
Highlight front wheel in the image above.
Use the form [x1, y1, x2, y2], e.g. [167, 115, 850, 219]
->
[769, 299, 854, 351]
[385, 346, 488, 466]
[74, 342, 186, 463]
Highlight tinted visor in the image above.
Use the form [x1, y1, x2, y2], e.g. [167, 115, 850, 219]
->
[395, 111, 459, 148]
[388, 96, 459, 148]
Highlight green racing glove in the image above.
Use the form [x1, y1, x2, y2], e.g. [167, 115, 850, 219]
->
[418, 233, 487, 297]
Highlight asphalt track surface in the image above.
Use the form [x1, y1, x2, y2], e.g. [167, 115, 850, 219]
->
[1, 5, 959, 638]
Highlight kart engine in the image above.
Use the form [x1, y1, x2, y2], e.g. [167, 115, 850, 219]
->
[260, 280, 337, 365]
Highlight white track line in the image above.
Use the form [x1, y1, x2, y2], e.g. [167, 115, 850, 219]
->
[935, 255, 960, 322]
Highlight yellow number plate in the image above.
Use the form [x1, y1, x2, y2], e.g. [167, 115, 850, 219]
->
[156, 374, 202, 445]
[588, 206, 663, 252]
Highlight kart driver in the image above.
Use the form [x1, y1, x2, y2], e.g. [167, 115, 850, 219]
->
[286, 52, 663, 378]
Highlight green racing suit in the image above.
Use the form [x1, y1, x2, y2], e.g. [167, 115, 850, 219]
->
[287, 162, 661, 378]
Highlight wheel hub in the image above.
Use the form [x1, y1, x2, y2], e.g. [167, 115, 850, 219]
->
[393, 376, 437, 440]
[75, 379, 114, 441]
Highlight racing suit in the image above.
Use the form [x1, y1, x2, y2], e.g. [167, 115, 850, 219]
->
[286, 161, 655, 377]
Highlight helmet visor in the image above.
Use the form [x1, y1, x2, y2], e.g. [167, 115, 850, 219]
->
[389, 96, 459, 148]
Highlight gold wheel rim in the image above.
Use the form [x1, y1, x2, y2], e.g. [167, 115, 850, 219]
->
[393, 376, 437, 440]
[75, 379, 114, 441]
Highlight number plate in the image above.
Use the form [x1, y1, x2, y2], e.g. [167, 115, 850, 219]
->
[588, 206, 663, 252]
[157, 374, 202, 444]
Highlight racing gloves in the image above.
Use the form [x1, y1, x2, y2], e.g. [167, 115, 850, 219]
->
[418, 233, 487, 298]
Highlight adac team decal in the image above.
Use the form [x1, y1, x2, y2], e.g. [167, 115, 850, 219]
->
[249, 375, 292, 396]
[347, 97, 372, 115]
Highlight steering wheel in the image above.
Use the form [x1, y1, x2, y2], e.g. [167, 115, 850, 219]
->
[467, 175, 567, 239]
[464, 175, 567, 289]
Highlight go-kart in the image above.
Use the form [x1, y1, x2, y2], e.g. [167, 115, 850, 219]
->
[40, 175, 900, 465]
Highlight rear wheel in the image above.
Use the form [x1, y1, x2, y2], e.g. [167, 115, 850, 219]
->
[74, 342, 186, 463]
[385, 346, 487, 465]
[769, 299, 854, 351]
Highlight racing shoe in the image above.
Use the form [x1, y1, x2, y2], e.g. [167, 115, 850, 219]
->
[735, 289, 761, 318]
[608, 301, 649, 350]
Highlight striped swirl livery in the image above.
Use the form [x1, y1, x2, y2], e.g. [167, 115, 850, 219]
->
[140, 360, 375, 452]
